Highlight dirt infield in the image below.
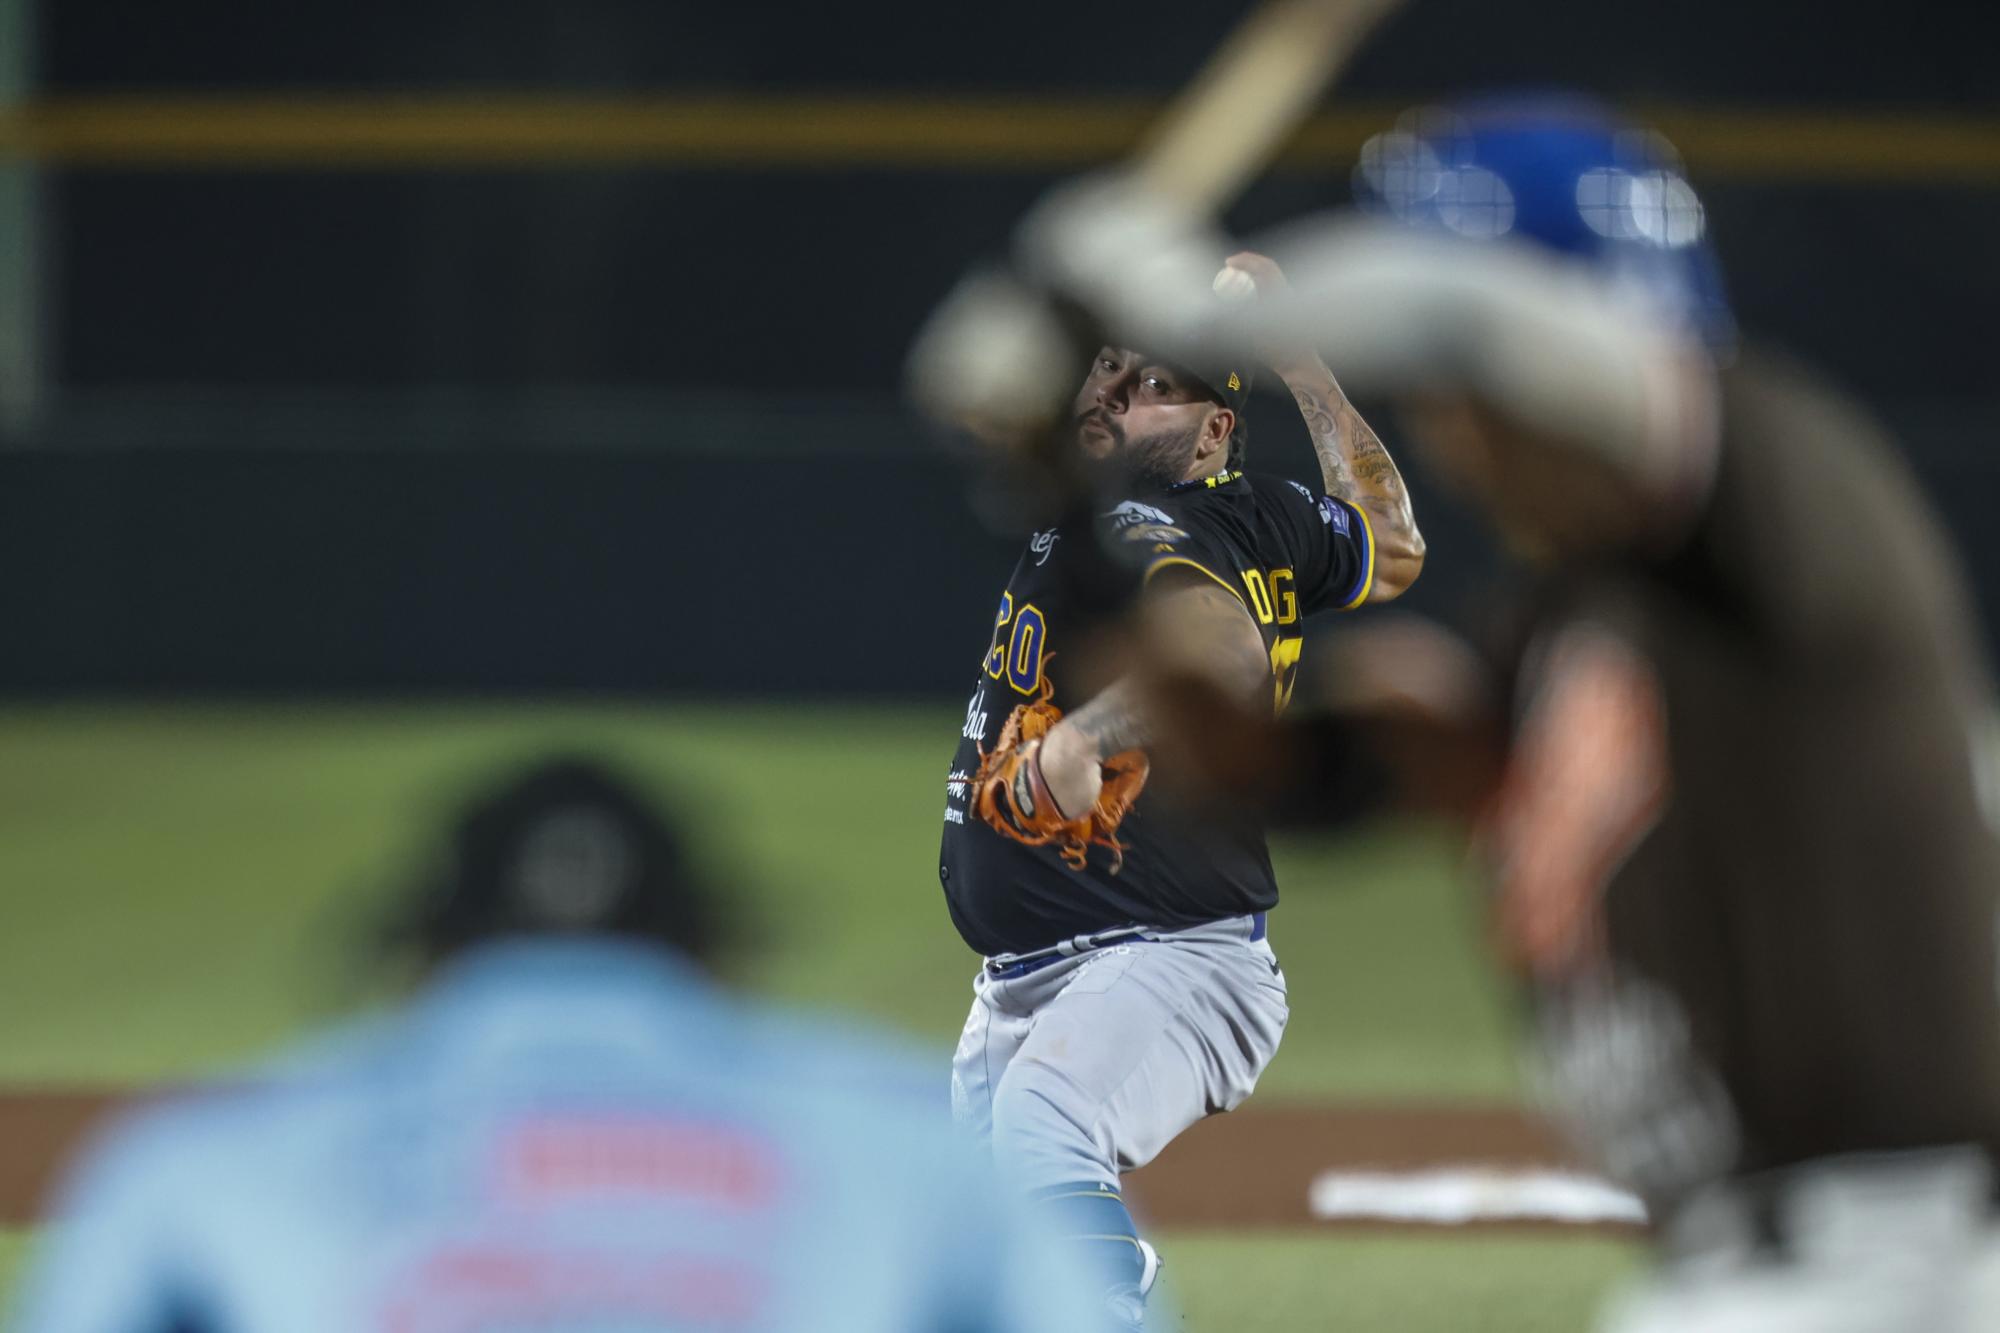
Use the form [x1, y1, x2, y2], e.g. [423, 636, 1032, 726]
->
[1125, 1102, 1628, 1229]
[0, 1090, 1639, 1232]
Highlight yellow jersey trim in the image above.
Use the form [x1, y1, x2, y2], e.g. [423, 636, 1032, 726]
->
[1143, 556, 1247, 606]
[1337, 501, 1377, 611]
[1167, 469, 1242, 493]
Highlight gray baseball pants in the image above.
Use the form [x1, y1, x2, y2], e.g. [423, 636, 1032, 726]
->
[949, 913, 1289, 1193]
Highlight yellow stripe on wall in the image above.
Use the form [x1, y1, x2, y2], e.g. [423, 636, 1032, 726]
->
[0, 95, 1995, 182]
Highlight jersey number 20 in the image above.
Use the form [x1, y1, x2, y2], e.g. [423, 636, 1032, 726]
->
[985, 593, 1047, 696]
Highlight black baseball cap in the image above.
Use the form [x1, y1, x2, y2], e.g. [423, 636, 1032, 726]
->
[1106, 307, 1253, 424]
[1182, 354, 1253, 422]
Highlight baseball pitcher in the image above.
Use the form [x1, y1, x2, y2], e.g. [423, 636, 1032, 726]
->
[938, 271, 1424, 1328]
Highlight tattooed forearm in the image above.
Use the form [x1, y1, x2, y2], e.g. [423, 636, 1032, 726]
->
[1289, 364, 1409, 514]
[1292, 383, 1355, 499]
[1064, 679, 1154, 756]
[1342, 401, 1402, 489]
[1277, 354, 1425, 598]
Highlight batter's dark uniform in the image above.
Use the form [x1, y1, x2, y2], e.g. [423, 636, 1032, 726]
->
[940, 468, 1377, 957]
[1487, 353, 2000, 1234]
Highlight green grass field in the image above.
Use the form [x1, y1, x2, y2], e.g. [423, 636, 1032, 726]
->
[0, 1229, 1640, 1331]
[0, 702, 1635, 1326]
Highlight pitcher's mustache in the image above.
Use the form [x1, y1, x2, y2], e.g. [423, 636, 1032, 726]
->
[1076, 412, 1122, 444]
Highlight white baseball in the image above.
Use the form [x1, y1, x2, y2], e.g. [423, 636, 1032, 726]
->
[1211, 265, 1258, 302]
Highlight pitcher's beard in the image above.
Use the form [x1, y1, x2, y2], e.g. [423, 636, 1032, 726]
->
[1076, 418, 1202, 497]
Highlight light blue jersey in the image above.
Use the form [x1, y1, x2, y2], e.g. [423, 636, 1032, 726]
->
[13, 939, 1101, 1333]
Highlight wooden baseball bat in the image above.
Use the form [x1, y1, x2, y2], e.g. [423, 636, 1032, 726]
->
[1130, 0, 1404, 214]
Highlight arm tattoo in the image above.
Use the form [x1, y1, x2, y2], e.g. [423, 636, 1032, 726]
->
[1342, 402, 1402, 490]
[1293, 375, 1408, 512]
[1292, 383, 1354, 500]
[1065, 679, 1153, 756]
[1282, 359, 1419, 561]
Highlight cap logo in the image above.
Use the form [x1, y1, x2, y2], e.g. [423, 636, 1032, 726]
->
[1226, 372, 1241, 392]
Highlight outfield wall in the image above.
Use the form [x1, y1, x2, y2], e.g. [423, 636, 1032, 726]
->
[2, 401, 1995, 695]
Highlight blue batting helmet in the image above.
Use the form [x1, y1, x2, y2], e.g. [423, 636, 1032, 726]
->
[1350, 95, 1736, 351]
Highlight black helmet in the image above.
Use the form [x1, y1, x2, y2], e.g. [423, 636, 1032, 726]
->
[385, 755, 723, 965]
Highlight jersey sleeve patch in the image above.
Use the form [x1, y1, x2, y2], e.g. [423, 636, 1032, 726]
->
[1104, 496, 1243, 604]
[1102, 500, 1206, 570]
[1105, 499, 1178, 530]
[1117, 521, 1191, 545]
[1318, 494, 1353, 537]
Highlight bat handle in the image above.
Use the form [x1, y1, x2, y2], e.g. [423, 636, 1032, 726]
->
[1133, 0, 1405, 215]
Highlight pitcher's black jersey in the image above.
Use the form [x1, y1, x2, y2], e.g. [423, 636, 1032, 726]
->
[940, 470, 1376, 956]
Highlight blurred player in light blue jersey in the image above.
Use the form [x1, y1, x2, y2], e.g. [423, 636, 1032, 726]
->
[13, 757, 1105, 1333]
